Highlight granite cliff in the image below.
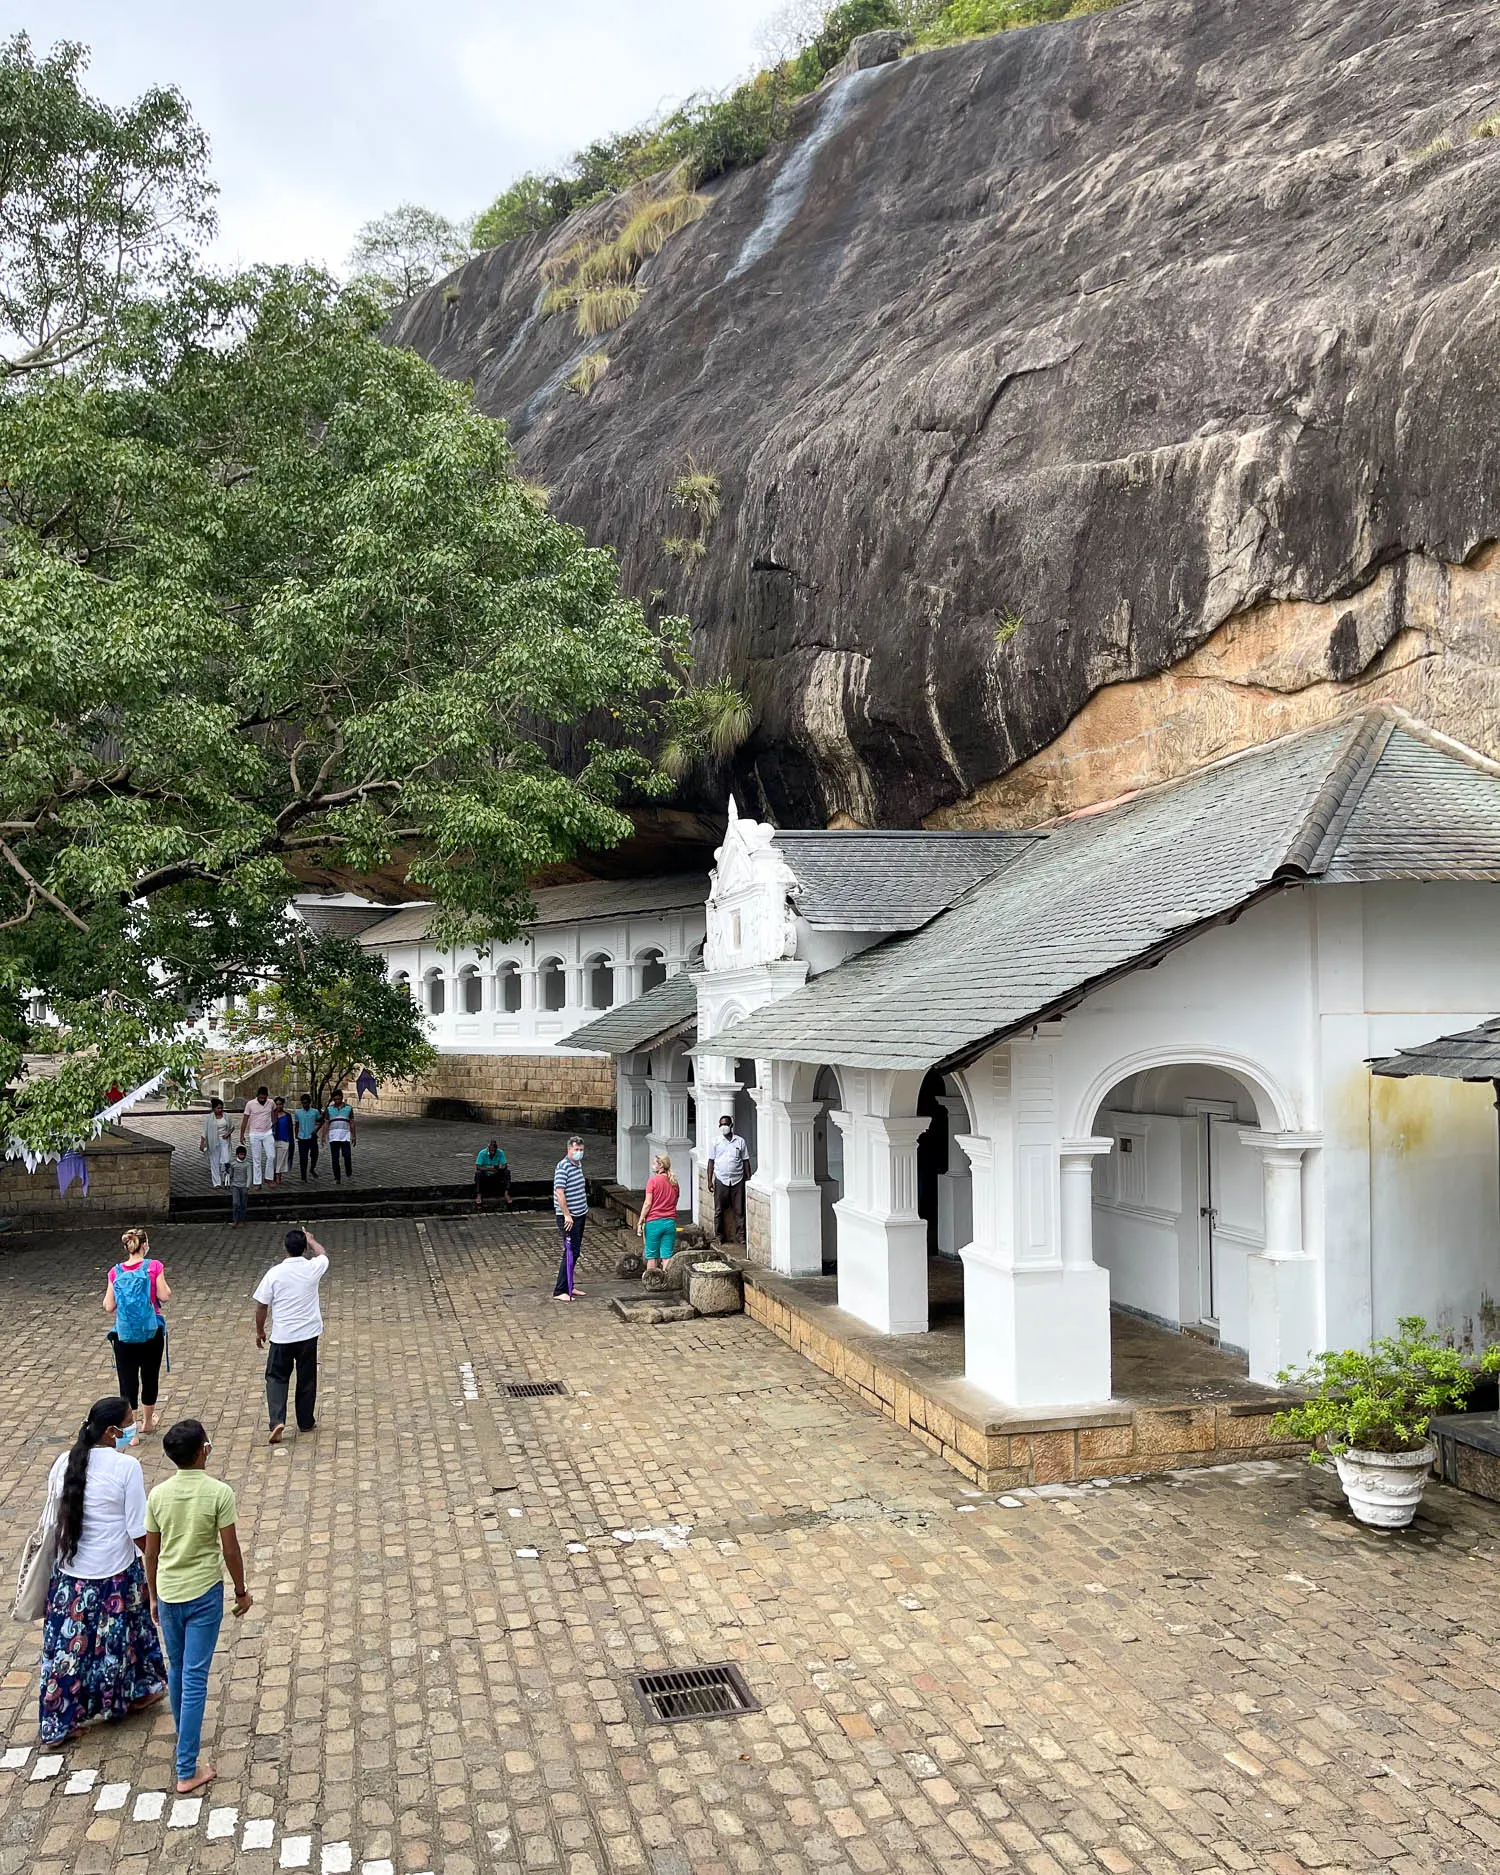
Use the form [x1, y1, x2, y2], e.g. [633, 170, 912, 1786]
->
[389, 0, 1500, 829]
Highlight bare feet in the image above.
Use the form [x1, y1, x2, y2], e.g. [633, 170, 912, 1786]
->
[176, 1764, 216, 1794]
[268, 1424, 284, 1445]
[552, 1293, 571, 1303]
[128, 1691, 165, 1713]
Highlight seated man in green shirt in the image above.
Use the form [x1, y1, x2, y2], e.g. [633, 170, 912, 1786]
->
[474, 1137, 512, 1210]
[144, 1419, 253, 1794]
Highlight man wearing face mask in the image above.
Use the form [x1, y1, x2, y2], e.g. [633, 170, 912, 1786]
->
[707, 1115, 751, 1247]
[551, 1136, 589, 1301]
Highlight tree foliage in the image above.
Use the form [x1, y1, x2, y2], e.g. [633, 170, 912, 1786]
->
[0, 33, 214, 378]
[216, 934, 435, 1108]
[348, 201, 474, 301]
[0, 44, 730, 1149]
[1271, 1317, 1500, 1459]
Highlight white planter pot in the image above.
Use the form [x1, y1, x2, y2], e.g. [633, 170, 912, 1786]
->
[1333, 1444, 1436, 1529]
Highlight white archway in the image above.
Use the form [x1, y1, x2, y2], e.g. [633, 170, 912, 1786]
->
[1073, 1043, 1298, 1140]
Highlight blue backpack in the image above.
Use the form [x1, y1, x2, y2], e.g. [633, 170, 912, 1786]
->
[112, 1263, 159, 1343]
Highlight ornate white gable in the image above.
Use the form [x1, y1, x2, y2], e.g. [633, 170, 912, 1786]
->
[705, 798, 799, 972]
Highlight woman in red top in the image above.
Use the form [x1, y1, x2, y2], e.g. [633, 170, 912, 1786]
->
[638, 1153, 680, 1266]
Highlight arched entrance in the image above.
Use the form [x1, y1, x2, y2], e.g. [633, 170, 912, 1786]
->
[1089, 1062, 1272, 1357]
[811, 1066, 843, 1271]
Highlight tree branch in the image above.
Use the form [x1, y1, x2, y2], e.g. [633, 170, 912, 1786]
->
[0, 843, 90, 931]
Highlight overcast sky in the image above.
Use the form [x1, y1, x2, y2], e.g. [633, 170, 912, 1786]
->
[14, 1, 775, 270]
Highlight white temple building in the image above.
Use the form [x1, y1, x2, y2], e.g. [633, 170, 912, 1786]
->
[566, 710, 1500, 1413]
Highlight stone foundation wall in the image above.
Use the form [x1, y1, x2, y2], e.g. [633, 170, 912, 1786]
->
[745, 1276, 1305, 1487]
[744, 1186, 771, 1268]
[381, 1051, 616, 1130]
[0, 1126, 172, 1232]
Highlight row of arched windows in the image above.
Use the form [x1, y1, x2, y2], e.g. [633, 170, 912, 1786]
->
[394, 948, 669, 1018]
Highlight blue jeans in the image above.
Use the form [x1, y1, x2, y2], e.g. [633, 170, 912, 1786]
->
[230, 1185, 247, 1222]
[157, 1582, 224, 1781]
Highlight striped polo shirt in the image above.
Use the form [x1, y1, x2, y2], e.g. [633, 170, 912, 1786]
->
[553, 1155, 588, 1218]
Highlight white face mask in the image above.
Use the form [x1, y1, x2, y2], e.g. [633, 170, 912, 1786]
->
[720, 1126, 732, 1137]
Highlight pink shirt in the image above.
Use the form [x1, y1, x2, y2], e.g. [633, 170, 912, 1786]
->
[642, 1174, 679, 1223]
[243, 1097, 275, 1134]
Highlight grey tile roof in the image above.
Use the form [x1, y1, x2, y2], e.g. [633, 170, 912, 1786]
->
[295, 902, 401, 938]
[707, 712, 1500, 1073]
[356, 874, 709, 949]
[770, 831, 1039, 931]
[559, 970, 700, 1055]
[1369, 1018, 1500, 1082]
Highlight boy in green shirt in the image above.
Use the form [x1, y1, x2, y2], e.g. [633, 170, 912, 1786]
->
[144, 1419, 253, 1794]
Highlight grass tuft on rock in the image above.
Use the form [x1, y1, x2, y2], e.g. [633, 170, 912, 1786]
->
[566, 352, 610, 395]
[576, 285, 641, 337]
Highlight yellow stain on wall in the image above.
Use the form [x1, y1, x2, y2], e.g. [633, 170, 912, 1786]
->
[1371, 1073, 1495, 1159]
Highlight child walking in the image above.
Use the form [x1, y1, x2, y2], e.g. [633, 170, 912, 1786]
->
[144, 1419, 252, 1795]
[228, 1145, 249, 1226]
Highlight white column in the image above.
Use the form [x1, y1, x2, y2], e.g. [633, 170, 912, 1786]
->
[761, 1097, 824, 1276]
[616, 1054, 652, 1189]
[649, 1061, 694, 1214]
[1241, 1131, 1321, 1384]
[611, 961, 631, 1008]
[957, 1134, 1115, 1408]
[834, 1114, 931, 1336]
[934, 1093, 972, 1256]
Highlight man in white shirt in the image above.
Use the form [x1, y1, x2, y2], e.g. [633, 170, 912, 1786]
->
[252, 1227, 330, 1444]
[707, 1115, 751, 1247]
[240, 1084, 277, 1188]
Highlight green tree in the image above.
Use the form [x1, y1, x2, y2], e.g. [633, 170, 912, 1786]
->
[348, 201, 474, 299]
[0, 33, 214, 377]
[217, 935, 436, 1108]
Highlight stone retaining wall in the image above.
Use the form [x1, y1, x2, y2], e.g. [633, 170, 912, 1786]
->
[744, 1186, 771, 1267]
[745, 1276, 1304, 1488]
[382, 1051, 616, 1130]
[0, 1126, 173, 1232]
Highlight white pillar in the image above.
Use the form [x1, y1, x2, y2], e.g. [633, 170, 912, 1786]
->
[762, 1097, 823, 1276]
[934, 1093, 972, 1256]
[957, 1134, 1114, 1408]
[649, 1060, 694, 1214]
[1241, 1131, 1320, 1384]
[616, 1054, 652, 1189]
[834, 1113, 931, 1336]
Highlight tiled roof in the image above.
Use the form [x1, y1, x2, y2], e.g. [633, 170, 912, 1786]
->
[770, 831, 1038, 931]
[356, 875, 709, 949]
[559, 970, 700, 1055]
[295, 903, 400, 938]
[1369, 1018, 1500, 1082]
[707, 711, 1500, 1073]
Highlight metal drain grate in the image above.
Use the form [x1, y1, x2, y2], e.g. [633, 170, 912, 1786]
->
[630, 1664, 759, 1725]
[503, 1380, 569, 1399]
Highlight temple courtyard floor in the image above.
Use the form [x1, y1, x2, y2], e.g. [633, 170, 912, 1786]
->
[2, 1215, 1500, 1875]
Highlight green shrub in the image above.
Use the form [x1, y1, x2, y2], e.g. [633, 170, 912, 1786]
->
[1270, 1316, 1500, 1460]
[914, 0, 1120, 47]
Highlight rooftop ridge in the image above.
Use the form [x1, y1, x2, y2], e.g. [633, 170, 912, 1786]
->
[1278, 713, 1393, 878]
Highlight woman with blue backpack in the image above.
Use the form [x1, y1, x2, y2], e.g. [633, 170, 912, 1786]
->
[105, 1229, 170, 1437]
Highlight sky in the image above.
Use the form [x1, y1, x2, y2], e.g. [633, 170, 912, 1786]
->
[13, 0, 777, 271]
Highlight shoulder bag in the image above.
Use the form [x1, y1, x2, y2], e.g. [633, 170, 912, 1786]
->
[12, 1470, 60, 1622]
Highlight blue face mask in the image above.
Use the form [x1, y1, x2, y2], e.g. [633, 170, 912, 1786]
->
[115, 1424, 137, 1449]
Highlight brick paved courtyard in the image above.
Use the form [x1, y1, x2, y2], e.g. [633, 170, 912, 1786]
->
[4, 1216, 1500, 1875]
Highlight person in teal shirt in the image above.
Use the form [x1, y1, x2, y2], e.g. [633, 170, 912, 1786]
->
[292, 1095, 322, 1181]
[474, 1138, 512, 1210]
[321, 1089, 356, 1184]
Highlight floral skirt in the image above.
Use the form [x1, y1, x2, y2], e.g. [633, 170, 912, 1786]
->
[37, 1560, 167, 1744]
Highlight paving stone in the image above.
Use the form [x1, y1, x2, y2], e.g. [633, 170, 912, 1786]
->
[2, 1215, 1500, 1872]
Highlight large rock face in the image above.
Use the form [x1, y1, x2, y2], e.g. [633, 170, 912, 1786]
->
[389, 0, 1500, 829]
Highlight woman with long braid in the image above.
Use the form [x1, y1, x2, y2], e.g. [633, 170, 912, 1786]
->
[36, 1396, 167, 1746]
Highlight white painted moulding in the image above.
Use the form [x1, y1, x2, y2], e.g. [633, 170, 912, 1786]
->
[1333, 1443, 1437, 1529]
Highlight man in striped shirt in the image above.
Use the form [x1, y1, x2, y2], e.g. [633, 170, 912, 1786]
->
[551, 1136, 589, 1300]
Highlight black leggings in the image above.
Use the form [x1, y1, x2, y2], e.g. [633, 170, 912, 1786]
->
[113, 1329, 165, 1409]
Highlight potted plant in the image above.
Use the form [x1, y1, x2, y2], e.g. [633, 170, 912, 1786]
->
[1272, 1316, 1500, 1529]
